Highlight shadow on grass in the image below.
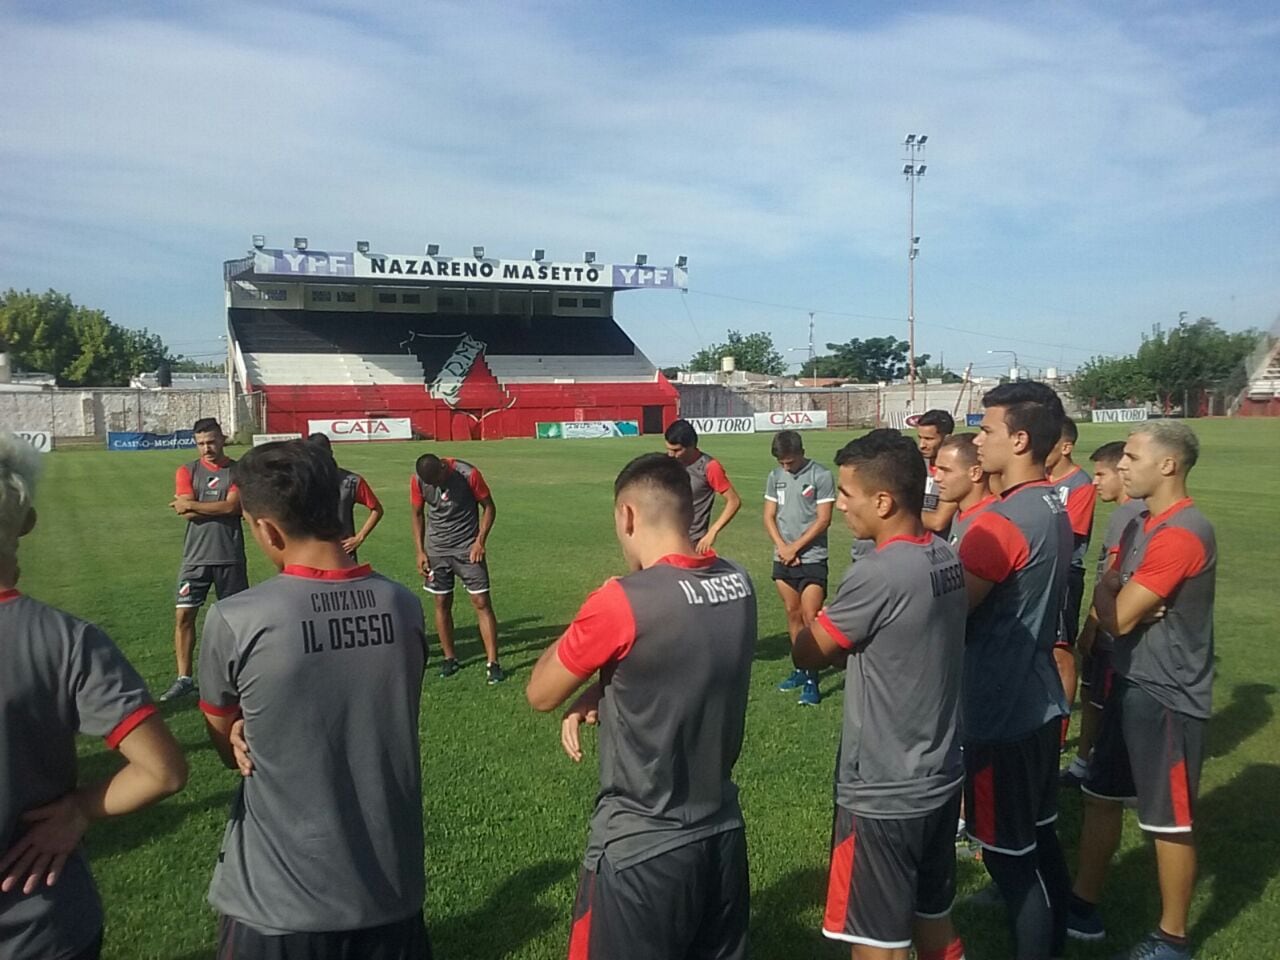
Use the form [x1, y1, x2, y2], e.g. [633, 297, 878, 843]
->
[750, 866, 829, 960]
[1206, 682, 1275, 759]
[426, 614, 569, 670]
[431, 858, 576, 959]
[86, 788, 237, 862]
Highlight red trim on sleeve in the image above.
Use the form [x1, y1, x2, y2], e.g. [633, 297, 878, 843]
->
[409, 475, 424, 508]
[1066, 478, 1097, 536]
[876, 532, 934, 551]
[175, 465, 194, 497]
[655, 552, 719, 569]
[0, 589, 21, 604]
[1130, 527, 1207, 599]
[466, 466, 492, 501]
[959, 511, 1030, 583]
[104, 703, 158, 749]
[704, 458, 731, 494]
[556, 579, 637, 678]
[199, 699, 242, 719]
[354, 477, 380, 510]
[282, 563, 374, 580]
[1143, 497, 1194, 533]
[816, 610, 854, 650]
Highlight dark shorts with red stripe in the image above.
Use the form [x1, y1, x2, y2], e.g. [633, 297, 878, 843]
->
[216, 911, 431, 960]
[964, 718, 1062, 855]
[1082, 677, 1204, 833]
[569, 829, 748, 960]
[1055, 566, 1086, 649]
[1083, 646, 1115, 708]
[822, 794, 960, 949]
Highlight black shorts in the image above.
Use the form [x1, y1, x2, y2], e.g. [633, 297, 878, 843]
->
[964, 719, 1061, 855]
[569, 829, 748, 960]
[423, 555, 490, 595]
[1084, 646, 1115, 708]
[216, 911, 431, 960]
[772, 560, 828, 593]
[1055, 566, 1086, 649]
[176, 563, 249, 608]
[1082, 678, 1205, 833]
[822, 795, 960, 949]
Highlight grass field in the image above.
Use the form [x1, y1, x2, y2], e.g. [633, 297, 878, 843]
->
[16, 419, 1280, 960]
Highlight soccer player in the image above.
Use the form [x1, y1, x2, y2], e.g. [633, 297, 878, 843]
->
[765, 430, 836, 707]
[163, 417, 247, 701]
[792, 429, 967, 960]
[307, 433, 384, 558]
[1068, 421, 1214, 960]
[932, 433, 996, 548]
[916, 409, 958, 535]
[664, 418, 742, 554]
[1060, 440, 1145, 787]
[197, 439, 432, 959]
[526, 453, 756, 960]
[961, 381, 1072, 960]
[411, 452, 505, 683]
[1046, 416, 1098, 730]
[0, 432, 187, 960]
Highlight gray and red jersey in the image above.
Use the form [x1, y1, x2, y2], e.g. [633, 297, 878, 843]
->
[958, 479, 1072, 743]
[1092, 498, 1146, 652]
[948, 494, 998, 549]
[0, 591, 156, 960]
[685, 452, 732, 543]
[764, 458, 836, 563]
[816, 533, 966, 818]
[1053, 465, 1097, 569]
[197, 565, 428, 934]
[556, 553, 756, 870]
[337, 468, 380, 540]
[409, 458, 490, 556]
[176, 457, 245, 566]
[1110, 499, 1216, 719]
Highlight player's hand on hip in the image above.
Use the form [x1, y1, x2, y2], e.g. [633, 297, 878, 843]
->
[341, 535, 362, 555]
[1141, 604, 1167, 625]
[229, 719, 254, 777]
[561, 706, 599, 763]
[0, 794, 91, 895]
[695, 533, 716, 555]
[469, 541, 486, 564]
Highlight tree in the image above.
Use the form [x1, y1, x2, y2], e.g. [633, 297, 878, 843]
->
[1069, 355, 1152, 407]
[688, 330, 786, 376]
[801, 336, 930, 383]
[171, 357, 224, 374]
[917, 361, 963, 384]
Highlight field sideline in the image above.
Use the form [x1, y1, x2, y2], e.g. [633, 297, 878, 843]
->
[17, 419, 1280, 960]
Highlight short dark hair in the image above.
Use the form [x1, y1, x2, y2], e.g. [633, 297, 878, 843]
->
[307, 432, 332, 452]
[664, 419, 698, 448]
[614, 452, 694, 530]
[192, 417, 222, 436]
[231, 440, 342, 539]
[771, 430, 804, 458]
[938, 432, 980, 467]
[1060, 416, 1079, 444]
[415, 453, 444, 484]
[834, 428, 926, 514]
[917, 409, 955, 435]
[1090, 440, 1126, 467]
[980, 381, 1065, 463]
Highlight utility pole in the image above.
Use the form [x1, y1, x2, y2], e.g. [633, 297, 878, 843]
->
[903, 134, 928, 405]
[807, 311, 815, 386]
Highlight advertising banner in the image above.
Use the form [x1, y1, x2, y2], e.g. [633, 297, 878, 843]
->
[252, 433, 303, 446]
[536, 420, 640, 439]
[15, 430, 53, 453]
[107, 431, 196, 451]
[687, 417, 756, 435]
[966, 413, 984, 426]
[1091, 408, 1149, 424]
[753, 410, 828, 431]
[306, 418, 413, 441]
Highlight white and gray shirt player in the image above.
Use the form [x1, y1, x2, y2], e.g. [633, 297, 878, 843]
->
[764, 459, 836, 564]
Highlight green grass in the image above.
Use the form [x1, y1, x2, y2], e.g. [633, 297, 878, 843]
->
[17, 420, 1280, 960]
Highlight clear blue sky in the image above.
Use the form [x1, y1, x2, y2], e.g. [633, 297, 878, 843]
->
[2, 1, 1277, 377]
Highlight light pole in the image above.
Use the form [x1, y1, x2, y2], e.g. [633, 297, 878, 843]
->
[789, 311, 817, 386]
[988, 349, 1019, 381]
[903, 133, 928, 404]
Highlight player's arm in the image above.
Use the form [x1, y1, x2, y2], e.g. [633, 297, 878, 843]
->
[179, 486, 242, 517]
[763, 497, 788, 552]
[698, 461, 740, 553]
[792, 616, 846, 670]
[1076, 607, 1099, 655]
[527, 640, 587, 712]
[203, 709, 244, 770]
[409, 477, 428, 574]
[471, 495, 496, 564]
[786, 501, 835, 555]
[923, 499, 958, 533]
[1096, 527, 1201, 636]
[957, 512, 1026, 613]
[345, 479, 384, 553]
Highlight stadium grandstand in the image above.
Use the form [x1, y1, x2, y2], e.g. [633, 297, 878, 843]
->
[223, 239, 685, 439]
[1236, 325, 1280, 417]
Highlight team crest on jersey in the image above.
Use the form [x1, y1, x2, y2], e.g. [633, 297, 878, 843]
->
[206, 476, 220, 490]
[801, 484, 816, 498]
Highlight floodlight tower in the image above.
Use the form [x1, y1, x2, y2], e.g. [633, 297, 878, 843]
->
[903, 134, 928, 404]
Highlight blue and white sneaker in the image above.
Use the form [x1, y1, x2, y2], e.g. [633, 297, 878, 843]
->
[798, 678, 821, 706]
[1114, 932, 1193, 960]
[777, 668, 807, 692]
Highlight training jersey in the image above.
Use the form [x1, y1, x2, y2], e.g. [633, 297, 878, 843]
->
[197, 566, 427, 934]
[816, 534, 966, 818]
[764, 459, 836, 563]
[409, 458, 490, 556]
[958, 479, 1072, 742]
[556, 553, 756, 871]
[1053, 465, 1097, 569]
[685, 452, 732, 543]
[0, 592, 156, 960]
[176, 457, 245, 566]
[948, 494, 998, 549]
[1092, 498, 1146, 652]
[337, 469, 380, 541]
[1110, 499, 1216, 720]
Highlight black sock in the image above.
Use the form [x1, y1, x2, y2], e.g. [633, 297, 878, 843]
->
[1070, 893, 1097, 915]
[1036, 825, 1071, 957]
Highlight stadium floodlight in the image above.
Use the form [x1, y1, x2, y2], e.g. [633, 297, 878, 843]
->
[635, 254, 648, 266]
[532, 248, 545, 261]
[356, 240, 370, 254]
[903, 164, 913, 175]
[251, 234, 265, 250]
[906, 133, 917, 144]
[918, 135, 928, 145]
[584, 251, 596, 263]
[473, 245, 485, 259]
[426, 243, 440, 256]
[676, 255, 688, 269]
[917, 164, 927, 175]
[294, 237, 308, 251]
[902, 133, 930, 404]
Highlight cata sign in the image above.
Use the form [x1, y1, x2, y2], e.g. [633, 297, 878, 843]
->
[1091, 408, 1149, 424]
[687, 417, 755, 435]
[753, 410, 828, 431]
[16, 430, 52, 453]
[307, 417, 413, 441]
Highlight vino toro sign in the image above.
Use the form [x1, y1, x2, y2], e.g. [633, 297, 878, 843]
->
[753, 410, 828, 431]
[16, 430, 53, 453]
[307, 418, 413, 441]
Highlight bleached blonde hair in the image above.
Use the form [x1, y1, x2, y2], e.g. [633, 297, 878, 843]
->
[0, 432, 42, 564]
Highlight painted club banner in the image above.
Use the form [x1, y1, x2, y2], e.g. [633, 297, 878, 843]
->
[252, 433, 303, 446]
[16, 430, 53, 453]
[307, 418, 413, 441]
[688, 417, 756, 435]
[1091, 408, 1150, 424]
[107, 430, 196, 451]
[536, 420, 640, 439]
[753, 410, 828, 431]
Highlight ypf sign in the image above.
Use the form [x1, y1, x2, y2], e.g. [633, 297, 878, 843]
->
[307, 418, 412, 441]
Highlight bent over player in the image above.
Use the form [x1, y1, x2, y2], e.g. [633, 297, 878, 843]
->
[793, 430, 967, 960]
[1, 432, 187, 960]
[527, 453, 757, 960]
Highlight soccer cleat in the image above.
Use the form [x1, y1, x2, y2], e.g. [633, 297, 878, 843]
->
[777, 668, 807, 691]
[1112, 932, 1193, 960]
[1067, 903, 1106, 941]
[797, 679, 821, 706]
[438, 658, 461, 679]
[159, 676, 195, 702]
[486, 662, 507, 685]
